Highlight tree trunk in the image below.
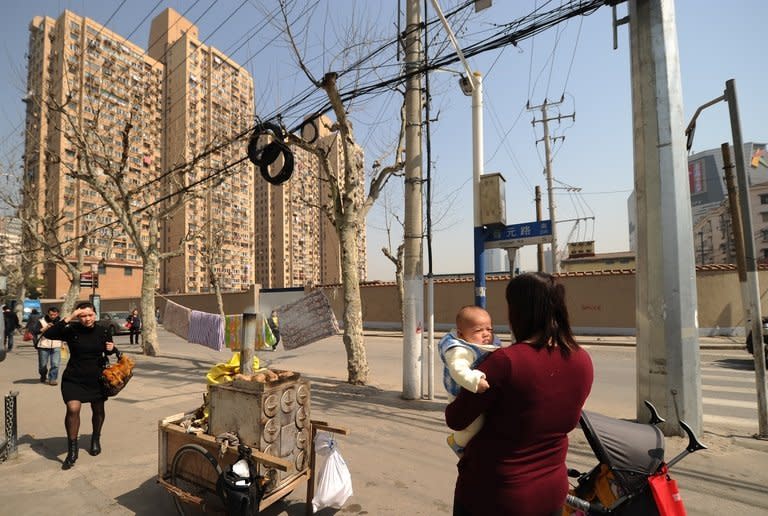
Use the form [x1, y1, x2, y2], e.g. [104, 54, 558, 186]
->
[339, 222, 368, 384]
[141, 252, 160, 356]
[213, 273, 226, 345]
[61, 279, 81, 314]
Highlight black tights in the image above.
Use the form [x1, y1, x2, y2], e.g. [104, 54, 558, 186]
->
[64, 400, 105, 439]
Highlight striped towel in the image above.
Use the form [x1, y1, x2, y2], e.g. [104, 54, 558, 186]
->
[188, 310, 224, 351]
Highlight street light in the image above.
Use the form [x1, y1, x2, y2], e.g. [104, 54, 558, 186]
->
[429, 0, 486, 308]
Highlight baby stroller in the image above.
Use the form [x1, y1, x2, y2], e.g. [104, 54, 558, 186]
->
[563, 401, 706, 515]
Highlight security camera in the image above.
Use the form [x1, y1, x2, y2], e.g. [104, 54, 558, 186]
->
[458, 75, 473, 96]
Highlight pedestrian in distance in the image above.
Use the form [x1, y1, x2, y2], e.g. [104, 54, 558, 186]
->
[26, 308, 42, 348]
[3, 304, 20, 352]
[43, 302, 116, 470]
[445, 272, 594, 516]
[126, 308, 142, 346]
[36, 307, 63, 385]
[267, 309, 280, 349]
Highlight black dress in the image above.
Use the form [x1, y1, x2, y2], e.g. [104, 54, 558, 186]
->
[43, 321, 114, 403]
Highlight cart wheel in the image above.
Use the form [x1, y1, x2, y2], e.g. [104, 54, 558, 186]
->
[170, 444, 225, 515]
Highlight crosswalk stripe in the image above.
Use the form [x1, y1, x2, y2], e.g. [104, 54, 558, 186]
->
[701, 366, 755, 375]
[702, 373, 758, 384]
[703, 414, 757, 429]
[702, 385, 758, 395]
[703, 397, 759, 409]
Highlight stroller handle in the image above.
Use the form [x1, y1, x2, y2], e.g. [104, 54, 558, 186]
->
[565, 494, 609, 515]
[667, 419, 708, 468]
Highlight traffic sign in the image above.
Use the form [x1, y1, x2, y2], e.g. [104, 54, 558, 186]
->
[80, 271, 99, 288]
[484, 220, 553, 249]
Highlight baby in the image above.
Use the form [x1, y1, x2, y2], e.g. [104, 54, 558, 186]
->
[438, 305, 500, 456]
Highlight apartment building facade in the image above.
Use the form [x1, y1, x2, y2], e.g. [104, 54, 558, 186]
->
[25, 8, 367, 298]
[23, 10, 163, 298]
[148, 9, 255, 294]
[253, 116, 367, 288]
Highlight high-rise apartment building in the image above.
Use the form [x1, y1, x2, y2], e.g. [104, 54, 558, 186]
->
[23, 11, 163, 298]
[148, 9, 255, 293]
[253, 116, 367, 288]
[0, 217, 23, 274]
[25, 8, 367, 297]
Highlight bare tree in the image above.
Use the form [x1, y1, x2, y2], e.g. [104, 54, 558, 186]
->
[46, 93, 230, 356]
[380, 193, 405, 314]
[283, 75, 405, 384]
[0, 153, 93, 314]
[274, 2, 408, 384]
[197, 225, 227, 321]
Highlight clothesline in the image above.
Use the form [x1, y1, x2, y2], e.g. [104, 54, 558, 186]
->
[161, 289, 340, 352]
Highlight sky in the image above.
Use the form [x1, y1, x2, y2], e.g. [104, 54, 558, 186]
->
[1, 0, 766, 282]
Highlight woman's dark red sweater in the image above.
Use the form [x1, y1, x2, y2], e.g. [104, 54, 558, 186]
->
[446, 342, 593, 515]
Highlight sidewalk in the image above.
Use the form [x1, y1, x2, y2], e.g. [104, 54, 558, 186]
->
[0, 328, 765, 515]
[365, 330, 747, 351]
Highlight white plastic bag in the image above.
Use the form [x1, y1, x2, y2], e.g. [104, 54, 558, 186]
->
[312, 432, 353, 513]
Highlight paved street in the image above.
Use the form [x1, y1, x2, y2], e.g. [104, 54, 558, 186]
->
[0, 328, 766, 515]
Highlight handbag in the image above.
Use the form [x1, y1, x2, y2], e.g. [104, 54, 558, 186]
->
[100, 349, 135, 397]
[23, 330, 34, 341]
[124, 321, 132, 329]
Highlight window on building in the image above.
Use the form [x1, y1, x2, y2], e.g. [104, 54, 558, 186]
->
[124, 267, 133, 276]
[761, 194, 768, 205]
[762, 212, 768, 223]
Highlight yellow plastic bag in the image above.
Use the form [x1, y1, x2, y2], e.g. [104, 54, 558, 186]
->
[205, 352, 260, 385]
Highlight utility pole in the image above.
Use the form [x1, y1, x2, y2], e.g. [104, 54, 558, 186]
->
[630, 0, 701, 436]
[529, 99, 574, 273]
[721, 143, 747, 285]
[724, 79, 768, 437]
[402, 0, 423, 400]
[535, 185, 544, 271]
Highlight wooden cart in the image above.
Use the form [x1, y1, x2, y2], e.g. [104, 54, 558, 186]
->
[158, 412, 348, 515]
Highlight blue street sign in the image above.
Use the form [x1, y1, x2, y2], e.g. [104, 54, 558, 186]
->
[484, 220, 553, 248]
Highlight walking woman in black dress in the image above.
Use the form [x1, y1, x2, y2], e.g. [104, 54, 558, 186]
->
[43, 301, 115, 470]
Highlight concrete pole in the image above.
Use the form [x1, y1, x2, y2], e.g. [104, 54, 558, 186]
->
[402, 0, 424, 400]
[541, 102, 559, 273]
[535, 185, 544, 272]
[724, 79, 768, 437]
[629, 0, 701, 436]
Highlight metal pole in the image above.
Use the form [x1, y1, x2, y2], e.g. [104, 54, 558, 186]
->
[541, 102, 559, 273]
[3, 391, 19, 460]
[725, 79, 768, 437]
[535, 185, 544, 272]
[402, 0, 424, 400]
[472, 72, 486, 307]
[427, 0, 485, 307]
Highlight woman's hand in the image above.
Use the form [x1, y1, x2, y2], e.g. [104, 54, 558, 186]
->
[65, 308, 85, 323]
[105, 341, 115, 352]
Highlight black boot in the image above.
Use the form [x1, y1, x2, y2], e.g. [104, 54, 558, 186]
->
[89, 434, 101, 456]
[62, 439, 78, 470]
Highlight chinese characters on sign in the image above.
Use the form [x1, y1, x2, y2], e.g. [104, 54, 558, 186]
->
[485, 220, 553, 248]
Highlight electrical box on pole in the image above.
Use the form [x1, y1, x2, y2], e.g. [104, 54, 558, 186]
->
[479, 173, 506, 227]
